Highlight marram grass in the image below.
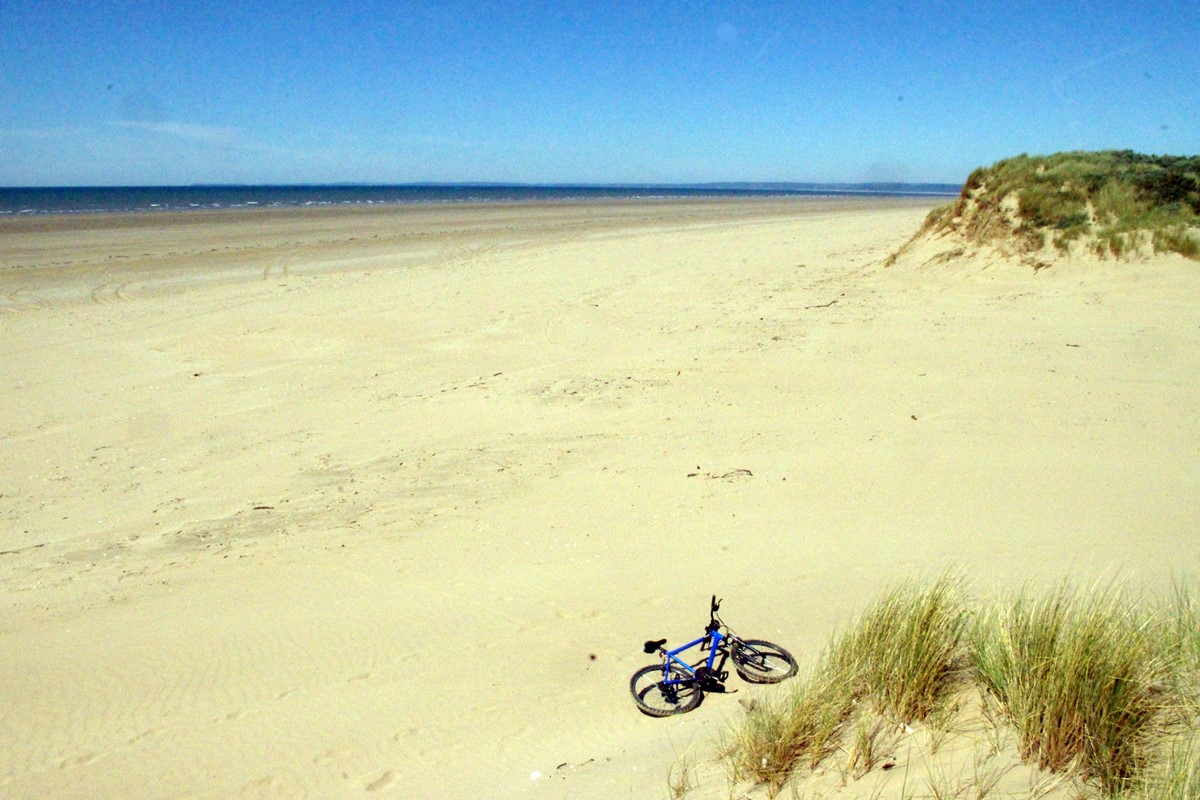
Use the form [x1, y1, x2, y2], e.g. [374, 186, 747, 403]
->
[906, 150, 1200, 261]
[720, 656, 856, 796]
[1129, 732, 1200, 800]
[719, 577, 1199, 798]
[829, 573, 969, 724]
[969, 583, 1178, 794]
[722, 575, 968, 795]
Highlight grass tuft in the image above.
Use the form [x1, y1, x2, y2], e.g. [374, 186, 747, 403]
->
[1139, 732, 1200, 799]
[720, 658, 856, 796]
[722, 575, 968, 793]
[718, 578, 1199, 798]
[666, 752, 694, 799]
[830, 574, 970, 725]
[843, 715, 889, 780]
[1152, 226, 1200, 258]
[969, 583, 1180, 795]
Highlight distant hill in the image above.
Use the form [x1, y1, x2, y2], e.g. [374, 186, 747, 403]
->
[694, 181, 961, 196]
[889, 151, 1200, 265]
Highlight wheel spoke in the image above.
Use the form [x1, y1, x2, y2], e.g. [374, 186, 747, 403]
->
[733, 639, 799, 684]
[630, 663, 703, 716]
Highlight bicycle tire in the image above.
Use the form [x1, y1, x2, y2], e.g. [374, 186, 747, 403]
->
[629, 663, 703, 717]
[732, 639, 798, 683]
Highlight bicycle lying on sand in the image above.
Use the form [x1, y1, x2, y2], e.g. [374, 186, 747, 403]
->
[630, 596, 798, 716]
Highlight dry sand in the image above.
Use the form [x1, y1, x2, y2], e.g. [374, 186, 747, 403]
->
[2, 198, 1197, 799]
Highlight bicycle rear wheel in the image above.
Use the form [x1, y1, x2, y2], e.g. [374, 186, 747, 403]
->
[732, 639, 798, 683]
[630, 663, 703, 717]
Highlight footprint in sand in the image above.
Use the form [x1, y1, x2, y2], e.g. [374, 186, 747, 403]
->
[364, 771, 399, 792]
[243, 775, 284, 792]
[128, 727, 161, 744]
[313, 747, 354, 765]
[392, 728, 422, 741]
[555, 608, 607, 622]
[214, 709, 248, 723]
[60, 751, 105, 769]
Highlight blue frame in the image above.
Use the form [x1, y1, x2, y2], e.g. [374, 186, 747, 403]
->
[658, 629, 727, 686]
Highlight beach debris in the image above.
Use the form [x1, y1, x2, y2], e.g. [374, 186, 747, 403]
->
[533, 759, 598, 783]
[687, 468, 754, 480]
[0, 542, 46, 557]
[805, 296, 841, 309]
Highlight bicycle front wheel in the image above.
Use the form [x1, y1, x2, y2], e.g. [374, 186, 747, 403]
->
[732, 639, 798, 683]
[630, 663, 703, 717]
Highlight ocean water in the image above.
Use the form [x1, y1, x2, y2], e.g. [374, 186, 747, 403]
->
[0, 183, 960, 216]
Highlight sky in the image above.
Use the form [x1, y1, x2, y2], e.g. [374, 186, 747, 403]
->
[1, 1, 1197, 187]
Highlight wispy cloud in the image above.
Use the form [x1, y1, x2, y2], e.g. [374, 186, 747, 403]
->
[0, 126, 78, 139]
[1051, 42, 1147, 101]
[112, 120, 242, 145]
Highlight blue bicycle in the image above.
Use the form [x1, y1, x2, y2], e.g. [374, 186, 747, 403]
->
[630, 596, 798, 716]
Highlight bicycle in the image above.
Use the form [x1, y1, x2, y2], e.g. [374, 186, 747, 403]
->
[630, 595, 799, 717]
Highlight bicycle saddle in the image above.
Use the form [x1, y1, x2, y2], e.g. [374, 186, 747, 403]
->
[643, 638, 667, 654]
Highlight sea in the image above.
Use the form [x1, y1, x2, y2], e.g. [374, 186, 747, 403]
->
[0, 183, 960, 216]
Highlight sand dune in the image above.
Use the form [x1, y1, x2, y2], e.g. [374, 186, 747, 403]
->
[2, 199, 1197, 798]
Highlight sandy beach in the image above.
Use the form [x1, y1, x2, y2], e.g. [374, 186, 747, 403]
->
[2, 198, 1198, 799]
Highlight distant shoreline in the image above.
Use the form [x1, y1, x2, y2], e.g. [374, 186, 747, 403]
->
[0, 195, 939, 237]
[0, 182, 960, 216]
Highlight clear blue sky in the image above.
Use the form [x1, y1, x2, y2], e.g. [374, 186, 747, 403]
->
[2, 1, 1197, 186]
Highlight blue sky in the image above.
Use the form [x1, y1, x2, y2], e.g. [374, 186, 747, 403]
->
[1, 1, 1197, 186]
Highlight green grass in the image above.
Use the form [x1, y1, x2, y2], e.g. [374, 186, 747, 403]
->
[829, 573, 969, 724]
[1167, 579, 1200, 703]
[1154, 226, 1200, 259]
[917, 150, 1200, 261]
[721, 576, 969, 795]
[1139, 733, 1200, 799]
[720, 656, 857, 796]
[970, 583, 1180, 795]
[666, 752, 695, 799]
[718, 578, 1199, 798]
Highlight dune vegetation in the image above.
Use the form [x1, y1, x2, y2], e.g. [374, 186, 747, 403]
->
[892, 151, 1200, 264]
[716, 576, 1200, 799]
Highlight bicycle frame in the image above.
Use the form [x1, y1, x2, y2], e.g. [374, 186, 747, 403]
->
[657, 628, 731, 687]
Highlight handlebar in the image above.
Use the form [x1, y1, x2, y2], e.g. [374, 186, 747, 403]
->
[707, 594, 723, 633]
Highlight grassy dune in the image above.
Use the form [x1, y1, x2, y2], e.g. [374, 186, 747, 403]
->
[892, 151, 1200, 263]
[717, 578, 1200, 798]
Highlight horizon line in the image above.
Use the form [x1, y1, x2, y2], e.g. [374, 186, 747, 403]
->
[1, 180, 964, 192]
